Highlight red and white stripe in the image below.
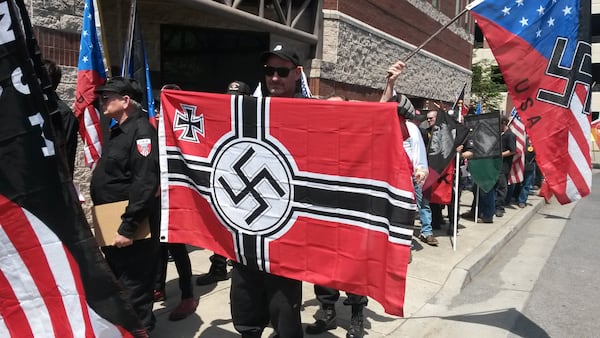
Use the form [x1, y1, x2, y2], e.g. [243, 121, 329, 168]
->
[508, 110, 525, 184]
[561, 85, 592, 202]
[79, 105, 103, 168]
[0, 195, 127, 337]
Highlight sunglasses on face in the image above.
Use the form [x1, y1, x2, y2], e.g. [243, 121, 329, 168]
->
[264, 65, 296, 77]
[98, 93, 124, 103]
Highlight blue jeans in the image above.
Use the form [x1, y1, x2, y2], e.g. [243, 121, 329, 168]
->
[414, 182, 433, 236]
[517, 166, 536, 204]
[479, 188, 496, 219]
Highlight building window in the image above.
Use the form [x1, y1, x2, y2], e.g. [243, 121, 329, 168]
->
[432, 0, 439, 9]
[160, 25, 268, 93]
[474, 24, 484, 48]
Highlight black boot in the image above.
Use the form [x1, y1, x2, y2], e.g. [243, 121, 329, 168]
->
[196, 254, 228, 285]
[306, 304, 337, 334]
[346, 305, 364, 338]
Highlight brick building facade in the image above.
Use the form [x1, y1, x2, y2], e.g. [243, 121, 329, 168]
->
[31, 0, 474, 209]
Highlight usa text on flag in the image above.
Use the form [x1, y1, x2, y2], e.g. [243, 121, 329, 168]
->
[468, 0, 592, 204]
[0, 1, 146, 336]
[159, 92, 416, 316]
[74, 0, 107, 167]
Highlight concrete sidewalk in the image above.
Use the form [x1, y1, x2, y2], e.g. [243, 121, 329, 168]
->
[150, 190, 545, 338]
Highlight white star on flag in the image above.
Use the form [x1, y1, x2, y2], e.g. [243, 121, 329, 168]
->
[520, 17, 529, 26]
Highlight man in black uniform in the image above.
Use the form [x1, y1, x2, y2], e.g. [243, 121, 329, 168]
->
[230, 45, 304, 338]
[495, 116, 516, 217]
[90, 77, 160, 333]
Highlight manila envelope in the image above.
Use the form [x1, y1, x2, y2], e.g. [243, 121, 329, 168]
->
[91, 200, 150, 247]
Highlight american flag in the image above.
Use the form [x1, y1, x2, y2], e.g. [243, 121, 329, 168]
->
[468, 0, 592, 204]
[508, 108, 526, 184]
[74, 0, 106, 167]
[1, 0, 146, 336]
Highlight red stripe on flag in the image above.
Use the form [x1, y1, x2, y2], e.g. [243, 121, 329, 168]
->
[78, 105, 103, 166]
[508, 114, 525, 184]
[0, 197, 73, 337]
[0, 269, 34, 337]
[64, 249, 97, 338]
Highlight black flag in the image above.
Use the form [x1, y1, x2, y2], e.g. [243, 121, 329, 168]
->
[0, 0, 146, 336]
[423, 109, 468, 194]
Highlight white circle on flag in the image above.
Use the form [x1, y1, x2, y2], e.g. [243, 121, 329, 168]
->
[211, 139, 292, 235]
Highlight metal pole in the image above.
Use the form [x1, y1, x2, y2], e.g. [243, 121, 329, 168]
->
[121, 0, 136, 77]
[452, 152, 460, 251]
[403, 8, 469, 63]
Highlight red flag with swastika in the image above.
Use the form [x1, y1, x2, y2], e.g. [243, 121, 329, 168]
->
[158, 91, 416, 316]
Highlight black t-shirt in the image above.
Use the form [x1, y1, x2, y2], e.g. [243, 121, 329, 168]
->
[501, 129, 517, 174]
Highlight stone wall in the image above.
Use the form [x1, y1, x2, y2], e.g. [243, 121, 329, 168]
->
[315, 10, 471, 103]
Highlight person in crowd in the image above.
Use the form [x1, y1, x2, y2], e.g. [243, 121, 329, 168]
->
[304, 95, 369, 338]
[495, 116, 516, 217]
[229, 44, 304, 338]
[517, 136, 536, 208]
[154, 83, 200, 321]
[423, 109, 448, 231]
[196, 80, 253, 286]
[90, 77, 160, 332]
[380, 61, 438, 246]
[43, 59, 79, 175]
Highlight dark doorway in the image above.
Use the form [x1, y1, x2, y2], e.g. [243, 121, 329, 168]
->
[160, 25, 269, 93]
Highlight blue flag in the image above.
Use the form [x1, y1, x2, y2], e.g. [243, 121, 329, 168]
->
[121, 0, 156, 126]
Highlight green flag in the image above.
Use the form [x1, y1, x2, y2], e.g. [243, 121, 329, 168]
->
[464, 113, 501, 192]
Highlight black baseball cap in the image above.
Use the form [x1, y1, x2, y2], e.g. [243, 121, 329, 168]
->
[95, 76, 143, 102]
[260, 44, 301, 66]
[226, 81, 252, 95]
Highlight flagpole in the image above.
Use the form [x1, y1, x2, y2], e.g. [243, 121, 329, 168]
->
[452, 152, 460, 251]
[403, 8, 470, 62]
[121, 0, 137, 77]
[474, 187, 479, 224]
[94, 0, 112, 77]
[92, 0, 112, 77]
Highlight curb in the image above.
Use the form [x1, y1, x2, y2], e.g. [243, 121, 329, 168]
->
[441, 197, 545, 294]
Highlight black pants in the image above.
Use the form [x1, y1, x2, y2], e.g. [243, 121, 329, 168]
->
[314, 285, 367, 307]
[230, 263, 303, 338]
[495, 171, 509, 212]
[430, 203, 445, 227]
[102, 238, 159, 331]
[156, 243, 194, 299]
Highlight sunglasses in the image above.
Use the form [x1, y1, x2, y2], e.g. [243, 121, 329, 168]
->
[98, 93, 124, 103]
[264, 65, 296, 77]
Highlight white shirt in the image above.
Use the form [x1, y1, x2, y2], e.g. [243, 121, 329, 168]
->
[403, 121, 428, 175]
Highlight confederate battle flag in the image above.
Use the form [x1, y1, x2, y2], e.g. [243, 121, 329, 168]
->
[159, 91, 416, 316]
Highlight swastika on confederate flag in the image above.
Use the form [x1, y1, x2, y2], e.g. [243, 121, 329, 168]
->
[158, 91, 416, 316]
